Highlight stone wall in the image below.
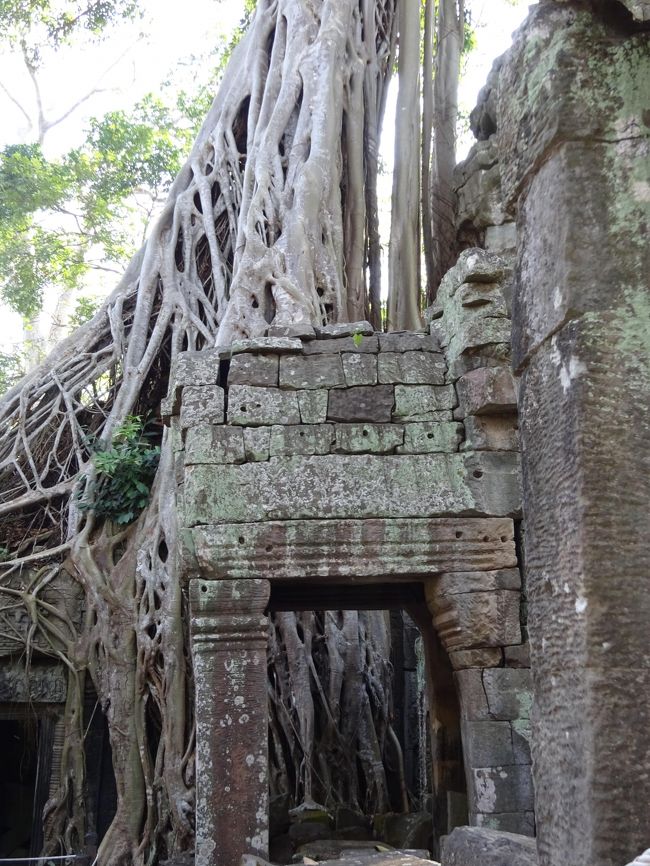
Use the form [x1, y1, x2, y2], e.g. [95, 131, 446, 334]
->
[167, 301, 536, 861]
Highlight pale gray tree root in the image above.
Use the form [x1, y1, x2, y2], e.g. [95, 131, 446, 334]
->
[0, 2, 401, 864]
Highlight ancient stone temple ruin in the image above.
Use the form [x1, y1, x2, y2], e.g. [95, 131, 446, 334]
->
[0, 3, 648, 866]
[166, 249, 530, 864]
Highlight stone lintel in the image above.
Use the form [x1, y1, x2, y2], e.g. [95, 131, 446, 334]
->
[183, 452, 522, 525]
[188, 517, 517, 581]
[190, 578, 270, 866]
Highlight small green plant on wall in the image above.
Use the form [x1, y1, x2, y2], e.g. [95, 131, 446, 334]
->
[76, 415, 160, 525]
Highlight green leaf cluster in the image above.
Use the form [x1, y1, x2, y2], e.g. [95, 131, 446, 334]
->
[75, 415, 160, 525]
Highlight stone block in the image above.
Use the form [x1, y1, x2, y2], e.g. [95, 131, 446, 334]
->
[302, 335, 379, 354]
[174, 349, 221, 387]
[462, 415, 519, 452]
[269, 425, 334, 457]
[449, 648, 502, 671]
[397, 422, 463, 454]
[244, 426, 271, 462]
[227, 385, 300, 426]
[280, 354, 345, 389]
[442, 826, 537, 865]
[456, 669, 490, 721]
[180, 385, 225, 427]
[184, 451, 522, 526]
[470, 765, 535, 814]
[297, 390, 328, 423]
[184, 425, 245, 465]
[378, 331, 440, 352]
[229, 336, 302, 354]
[193, 517, 518, 581]
[436, 569, 520, 596]
[462, 720, 517, 768]
[504, 644, 530, 669]
[0, 663, 67, 702]
[327, 385, 394, 423]
[482, 669, 532, 721]
[448, 344, 512, 382]
[228, 353, 279, 387]
[341, 353, 377, 385]
[314, 321, 374, 338]
[457, 367, 517, 416]
[334, 424, 403, 454]
[428, 588, 522, 651]
[456, 162, 506, 229]
[393, 385, 456, 419]
[378, 352, 446, 385]
[472, 812, 536, 837]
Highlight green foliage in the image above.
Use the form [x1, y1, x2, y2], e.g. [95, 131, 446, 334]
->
[76, 415, 160, 524]
[69, 294, 101, 329]
[352, 331, 364, 348]
[0, 0, 140, 66]
[0, 350, 25, 394]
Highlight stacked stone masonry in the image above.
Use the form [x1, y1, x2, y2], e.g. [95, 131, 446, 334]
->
[164, 280, 534, 866]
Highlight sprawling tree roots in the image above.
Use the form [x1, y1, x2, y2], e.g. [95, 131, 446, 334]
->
[0, 2, 401, 864]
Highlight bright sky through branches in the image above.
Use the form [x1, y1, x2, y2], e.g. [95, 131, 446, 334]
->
[0, 0, 531, 354]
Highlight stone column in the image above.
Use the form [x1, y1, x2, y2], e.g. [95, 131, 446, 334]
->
[190, 578, 270, 866]
[500, 5, 650, 864]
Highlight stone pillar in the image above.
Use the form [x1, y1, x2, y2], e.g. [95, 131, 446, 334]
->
[190, 578, 270, 866]
[499, 4, 650, 864]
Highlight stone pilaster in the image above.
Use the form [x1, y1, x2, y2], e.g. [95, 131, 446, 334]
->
[190, 578, 270, 866]
[500, 5, 650, 864]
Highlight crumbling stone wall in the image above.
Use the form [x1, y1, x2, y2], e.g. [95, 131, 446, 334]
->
[167, 296, 536, 863]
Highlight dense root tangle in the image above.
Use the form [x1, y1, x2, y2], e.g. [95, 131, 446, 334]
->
[0, 2, 399, 865]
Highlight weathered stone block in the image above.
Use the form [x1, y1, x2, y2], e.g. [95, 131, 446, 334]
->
[442, 827, 537, 865]
[279, 354, 345, 389]
[314, 321, 374, 338]
[457, 367, 517, 416]
[228, 353, 279, 387]
[462, 719, 517, 768]
[449, 648, 503, 671]
[456, 669, 490, 721]
[472, 812, 536, 838]
[0, 663, 67, 702]
[456, 162, 506, 229]
[227, 385, 300, 426]
[504, 643, 531, 669]
[429, 589, 522, 651]
[328, 385, 394, 423]
[483, 669, 532, 721]
[297, 390, 328, 423]
[269, 425, 334, 457]
[302, 335, 378, 354]
[397, 422, 463, 454]
[183, 451, 522, 526]
[267, 323, 316, 339]
[174, 349, 221, 386]
[341, 352, 377, 386]
[462, 415, 519, 452]
[229, 336, 302, 355]
[192, 517, 518, 581]
[378, 352, 446, 385]
[184, 425, 245, 464]
[244, 426, 271, 462]
[393, 384, 456, 419]
[378, 331, 441, 352]
[333, 423, 403, 454]
[470, 765, 535, 814]
[436, 568, 520, 595]
[180, 385, 225, 427]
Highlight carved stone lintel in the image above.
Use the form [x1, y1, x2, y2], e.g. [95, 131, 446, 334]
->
[190, 579, 270, 866]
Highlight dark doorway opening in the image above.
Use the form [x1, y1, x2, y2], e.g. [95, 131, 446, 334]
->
[267, 582, 467, 862]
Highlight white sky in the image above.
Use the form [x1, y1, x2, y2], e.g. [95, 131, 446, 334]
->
[0, 0, 532, 352]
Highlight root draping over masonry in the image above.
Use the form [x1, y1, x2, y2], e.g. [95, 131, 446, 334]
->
[0, 2, 405, 864]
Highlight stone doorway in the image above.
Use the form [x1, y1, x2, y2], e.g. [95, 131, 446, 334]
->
[170, 322, 533, 866]
[265, 584, 466, 862]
